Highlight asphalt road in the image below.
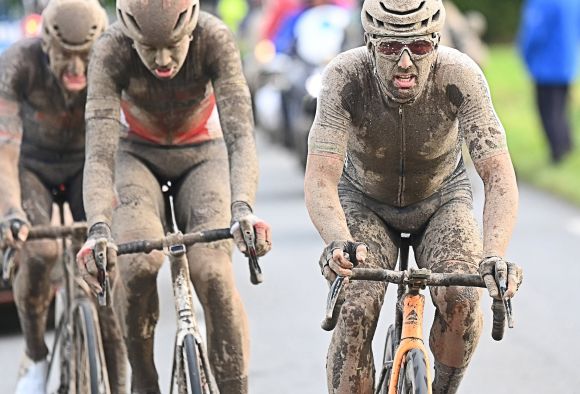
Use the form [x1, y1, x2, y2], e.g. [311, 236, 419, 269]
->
[1, 136, 580, 393]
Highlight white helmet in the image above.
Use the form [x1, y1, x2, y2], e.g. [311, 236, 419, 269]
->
[42, 0, 108, 52]
[361, 0, 446, 37]
[116, 0, 200, 46]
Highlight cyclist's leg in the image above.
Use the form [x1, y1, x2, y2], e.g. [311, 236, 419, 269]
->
[13, 167, 58, 362]
[68, 169, 128, 394]
[112, 152, 166, 394]
[326, 192, 399, 394]
[175, 141, 249, 394]
[414, 200, 483, 394]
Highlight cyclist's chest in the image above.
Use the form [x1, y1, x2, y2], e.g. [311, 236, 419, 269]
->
[351, 100, 460, 163]
[21, 89, 86, 149]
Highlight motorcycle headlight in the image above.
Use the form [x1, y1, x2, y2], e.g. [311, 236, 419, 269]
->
[305, 73, 323, 98]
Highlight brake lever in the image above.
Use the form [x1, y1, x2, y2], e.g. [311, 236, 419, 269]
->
[93, 240, 108, 306]
[241, 225, 263, 285]
[495, 260, 514, 328]
[2, 247, 16, 284]
[321, 275, 345, 331]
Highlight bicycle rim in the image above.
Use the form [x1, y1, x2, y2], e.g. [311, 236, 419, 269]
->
[398, 348, 429, 394]
[376, 324, 397, 394]
[72, 299, 109, 394]
[183, 333, 205, 394]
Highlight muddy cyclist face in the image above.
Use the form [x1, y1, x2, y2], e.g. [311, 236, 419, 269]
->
[46, 45, 90, 93]
[132, 35, 192, 80]
[369, 35, 438, 103]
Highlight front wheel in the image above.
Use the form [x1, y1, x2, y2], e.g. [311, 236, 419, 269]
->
[183, 333, 205, 394]
[376, 324, 397, 394]
[397, 348, 429, 394]
[71, 299, 110, 394]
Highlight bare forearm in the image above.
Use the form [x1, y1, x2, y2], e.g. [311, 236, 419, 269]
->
[218, 91, 258, 206]
[304, 155, 351, 243]
[0, 144, 22, 216]
[83, 117, 119, 228]
[477, 153, 519, 257]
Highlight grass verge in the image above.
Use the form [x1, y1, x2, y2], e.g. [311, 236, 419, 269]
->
[484, 45, 580, 205]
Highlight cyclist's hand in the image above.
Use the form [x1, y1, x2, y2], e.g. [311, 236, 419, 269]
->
[319, 240, 368, 282]
[231, 201, 272, 257]
[479, 256, 523, 300]
[76, 223, 117, 294]
[0, 213, 30, 251]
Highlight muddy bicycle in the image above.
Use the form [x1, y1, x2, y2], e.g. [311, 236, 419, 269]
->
[2, 220, 111, 394]
[111, 183, 263, 394]
[322, 235, 514, 394]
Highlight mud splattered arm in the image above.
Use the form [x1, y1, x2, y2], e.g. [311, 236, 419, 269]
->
[83, 36, 124, 229]
[208, 22, 257, 206]
[474, 153, 518, 257]
[305, 58, 369, 277]
[459, 58, 518, 257]
[305, 154, 351, 242]
[0, 48, 26, 219]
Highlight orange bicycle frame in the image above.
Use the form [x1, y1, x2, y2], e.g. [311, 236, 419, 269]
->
[387, 292, 432, 394]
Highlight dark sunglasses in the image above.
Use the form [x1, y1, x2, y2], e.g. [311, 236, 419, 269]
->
[376, 39, 435, 58]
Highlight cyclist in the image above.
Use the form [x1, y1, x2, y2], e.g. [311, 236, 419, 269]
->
[76, 0, 272, 392]
[0, 0, 127, 393]
[304, 0, 523, 393]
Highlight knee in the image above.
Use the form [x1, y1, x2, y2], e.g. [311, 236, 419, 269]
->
[339, 285, 383, 338]
[190, 247, 236, 304]
[21, 239, 59, 271]
[432, 285, 482, 331]
[119, 251, 164, 296]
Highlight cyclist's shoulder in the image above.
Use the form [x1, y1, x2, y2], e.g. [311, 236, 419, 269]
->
[434, 46, 489, 92]
[194, 11, 235, 44]
[92, 22, 131, 56]
[324, 47, 371, 84]
[0, 37, 43, 67]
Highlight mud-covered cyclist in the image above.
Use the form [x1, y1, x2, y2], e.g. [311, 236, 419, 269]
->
[75, 0, 272, 393]
[0, 0, 128, 392]
[304, 1, 523, 393]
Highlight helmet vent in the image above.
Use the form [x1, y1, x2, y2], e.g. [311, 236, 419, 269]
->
[389, 22, 415, 30]
[125, 12, 142, 33]
[380, 1, 425, 15]
[174, 10, 188, 32]
[432, 9, 440, 21]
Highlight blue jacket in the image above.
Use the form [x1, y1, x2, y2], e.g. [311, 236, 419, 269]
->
[518, 0, 580, 83]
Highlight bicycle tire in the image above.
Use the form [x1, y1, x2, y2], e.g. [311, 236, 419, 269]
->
[72, 299, 109, 394]
[183, 333, 205, 394]
[397, 348, 429, 394]
[376, 324, 397, 394]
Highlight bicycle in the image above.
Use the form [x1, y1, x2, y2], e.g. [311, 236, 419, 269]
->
[2, 220, 111, 394]
[111, 182, 263, 394]
[321, 234, 514, 394]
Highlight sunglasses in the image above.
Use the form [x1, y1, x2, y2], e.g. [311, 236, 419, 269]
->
[375, 39, 435, 58]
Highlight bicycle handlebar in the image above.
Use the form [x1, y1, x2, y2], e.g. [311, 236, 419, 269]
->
[116, 228, 232, 255]
[116, 228, 263, 285]
[27, 223, 88, 240]
[322, 267, 509, 341]
[349, 268, 486, 287]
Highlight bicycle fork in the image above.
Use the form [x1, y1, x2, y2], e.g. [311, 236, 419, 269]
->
[389, 292, 432, 394]
[168, 243, 218, 394]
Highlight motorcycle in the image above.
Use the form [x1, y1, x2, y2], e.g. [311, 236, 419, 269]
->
[252, 4, 353, 167]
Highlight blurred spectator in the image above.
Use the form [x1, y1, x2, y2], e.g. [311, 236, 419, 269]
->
[440, 1, 488, 67]
[518, 0, 580, 163]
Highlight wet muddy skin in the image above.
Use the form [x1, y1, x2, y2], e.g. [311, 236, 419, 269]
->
[0, 36, 127, 392]
[306, 44, 518, 393]
[84, 12, 257, 393]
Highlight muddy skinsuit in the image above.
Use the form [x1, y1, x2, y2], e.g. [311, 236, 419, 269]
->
[0, 38, 127, 393]
[308, 46, 508, 393]
[84, 13, 257, 394]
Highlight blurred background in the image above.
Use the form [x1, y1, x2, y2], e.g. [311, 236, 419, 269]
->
[1, 0, 579, 393]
